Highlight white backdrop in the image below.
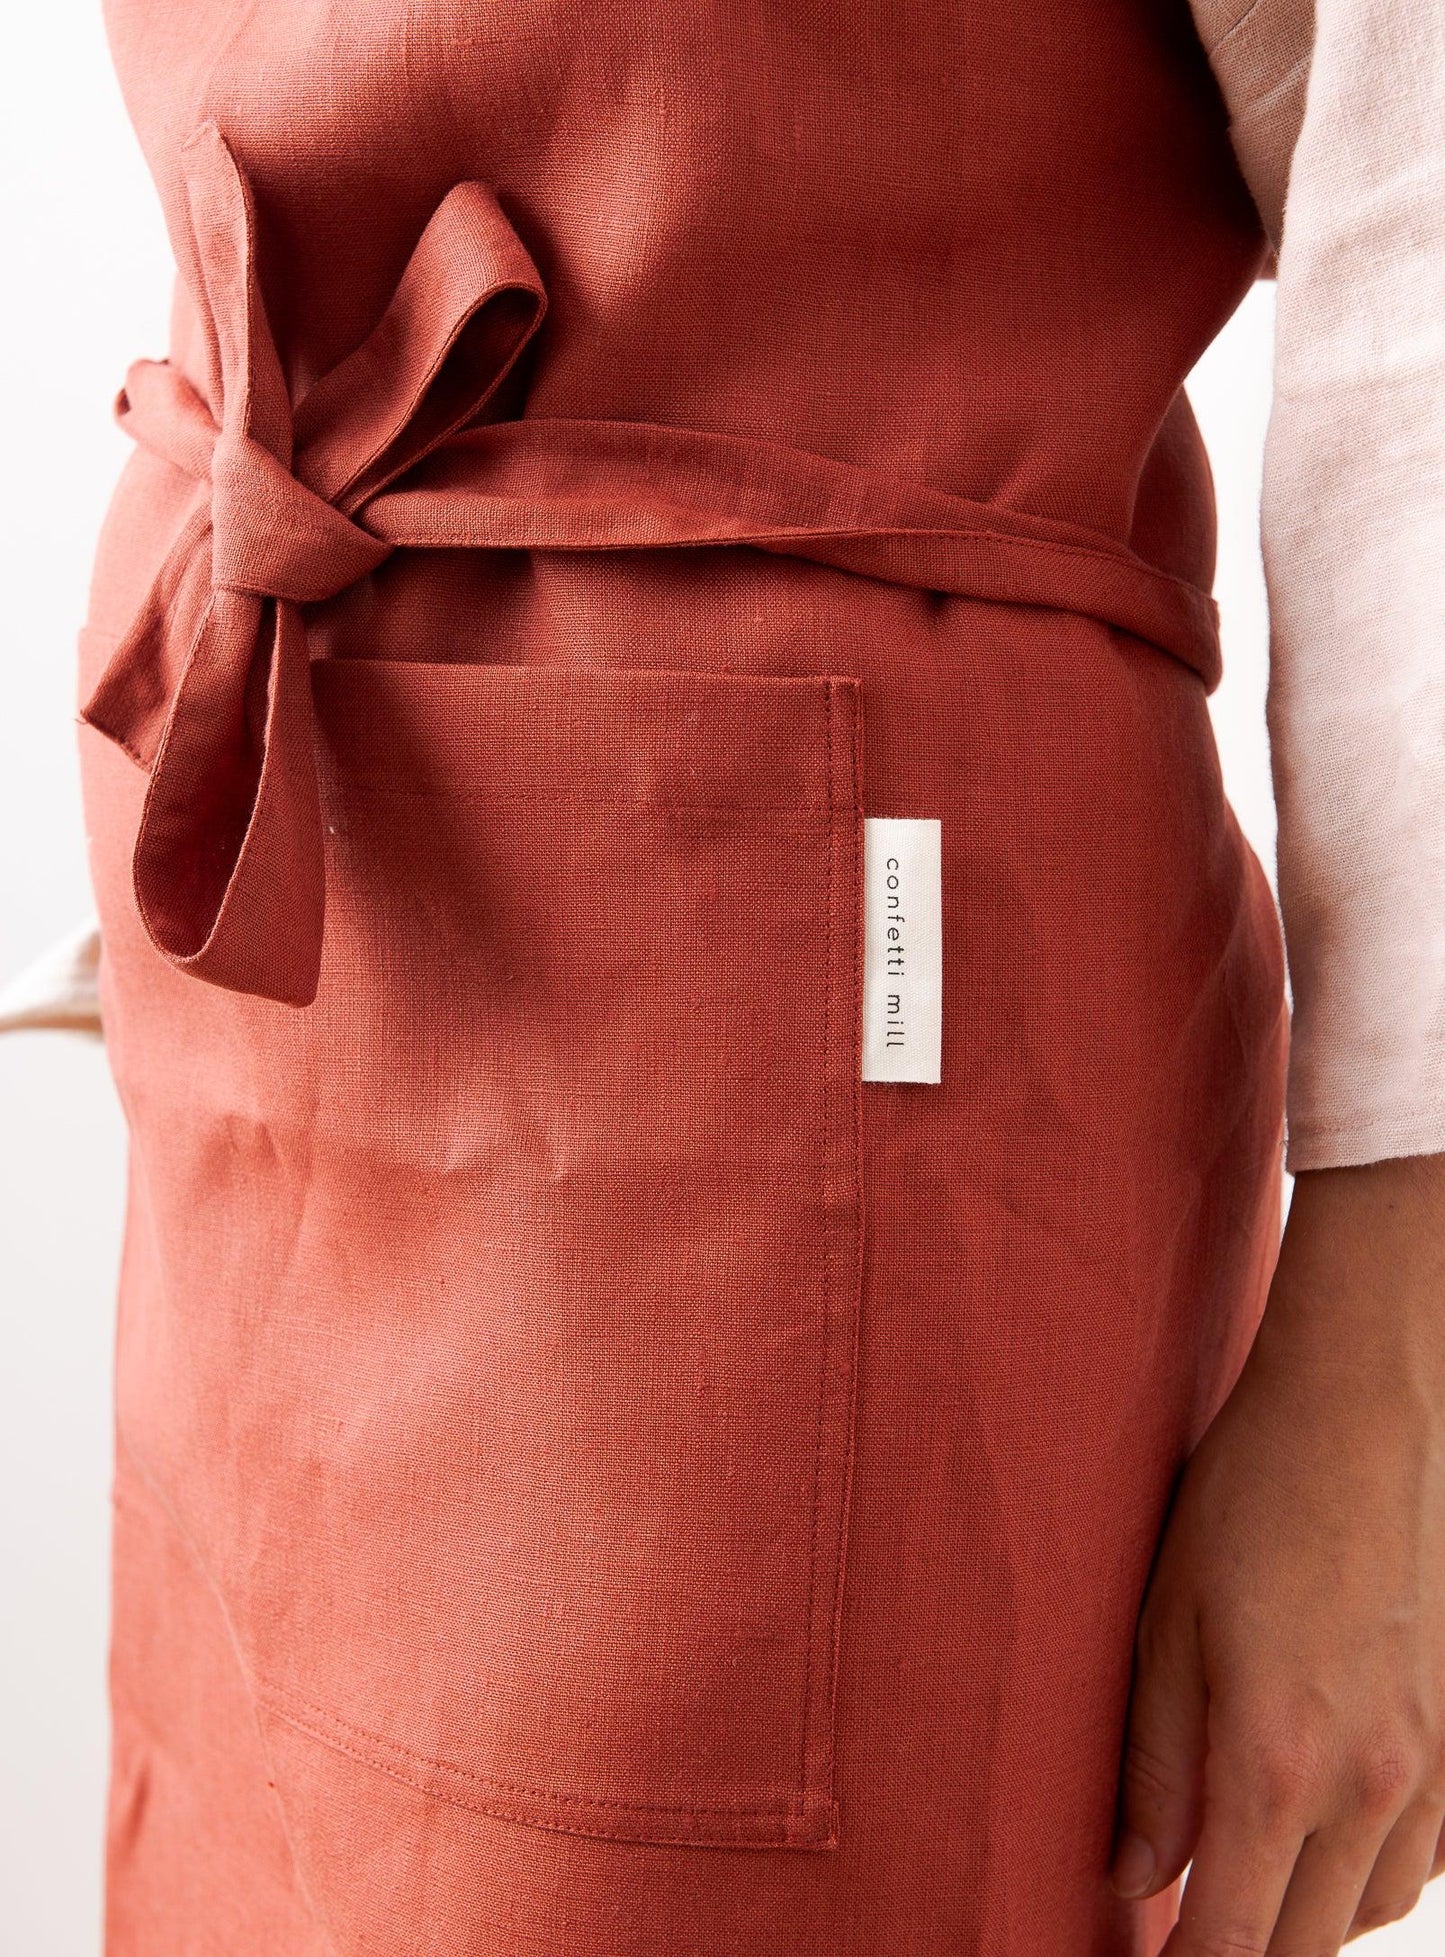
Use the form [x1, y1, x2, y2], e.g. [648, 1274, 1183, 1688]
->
[1, 10, 1439, 1953]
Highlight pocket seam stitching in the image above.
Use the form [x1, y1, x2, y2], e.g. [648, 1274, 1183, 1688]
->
[790, 678, 838, 1808]
[258, 1684, 823, 1825]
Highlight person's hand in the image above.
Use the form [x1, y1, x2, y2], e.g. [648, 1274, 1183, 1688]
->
[1111, 1152, 1445, 1953]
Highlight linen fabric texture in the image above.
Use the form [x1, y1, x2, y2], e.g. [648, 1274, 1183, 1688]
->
[75, 1, 1291, 1952]
[1253, 0, 1445, 1166]
[16, 0, 1445, 1169]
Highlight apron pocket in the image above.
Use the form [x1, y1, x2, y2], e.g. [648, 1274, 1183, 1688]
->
[249, 658, 865, 1849]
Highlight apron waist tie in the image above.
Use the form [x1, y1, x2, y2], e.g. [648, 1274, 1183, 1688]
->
[81, 120, 1222, 1008]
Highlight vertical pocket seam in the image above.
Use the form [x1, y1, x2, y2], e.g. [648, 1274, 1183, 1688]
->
[793, 675, 841, 1826]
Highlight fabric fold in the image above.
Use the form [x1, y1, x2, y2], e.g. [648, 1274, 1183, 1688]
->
[80, 121, 549, 1006]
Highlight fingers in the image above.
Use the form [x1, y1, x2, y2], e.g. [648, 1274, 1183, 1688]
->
[1266, 1819, 1396, 1952]
[1346, 1798, 1445, 1941]
[1159, 1725, 1444, 1956]
[1112, 1596, 1210, 1899]
[1157, 1769, 1304, 1956]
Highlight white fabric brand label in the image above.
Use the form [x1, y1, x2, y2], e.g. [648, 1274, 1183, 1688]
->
[861, 817, 942, 1083]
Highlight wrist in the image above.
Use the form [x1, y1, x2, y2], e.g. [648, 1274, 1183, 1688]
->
[1248, 1152, 1445, 1404]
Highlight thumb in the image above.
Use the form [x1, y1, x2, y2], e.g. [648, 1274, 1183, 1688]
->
[1111, 1592, 1209, 1899]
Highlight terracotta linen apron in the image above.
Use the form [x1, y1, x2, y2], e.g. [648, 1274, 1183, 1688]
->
[76, 2, 1288, 1950]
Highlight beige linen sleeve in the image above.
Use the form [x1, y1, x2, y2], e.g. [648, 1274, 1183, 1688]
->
[0, 915, 103, 1037]
[1197, 0, 1445, 1170]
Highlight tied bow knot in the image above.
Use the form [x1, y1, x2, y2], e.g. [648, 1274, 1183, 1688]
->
[81, 120, 546, 1006]
[207, 433, 391, 605]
